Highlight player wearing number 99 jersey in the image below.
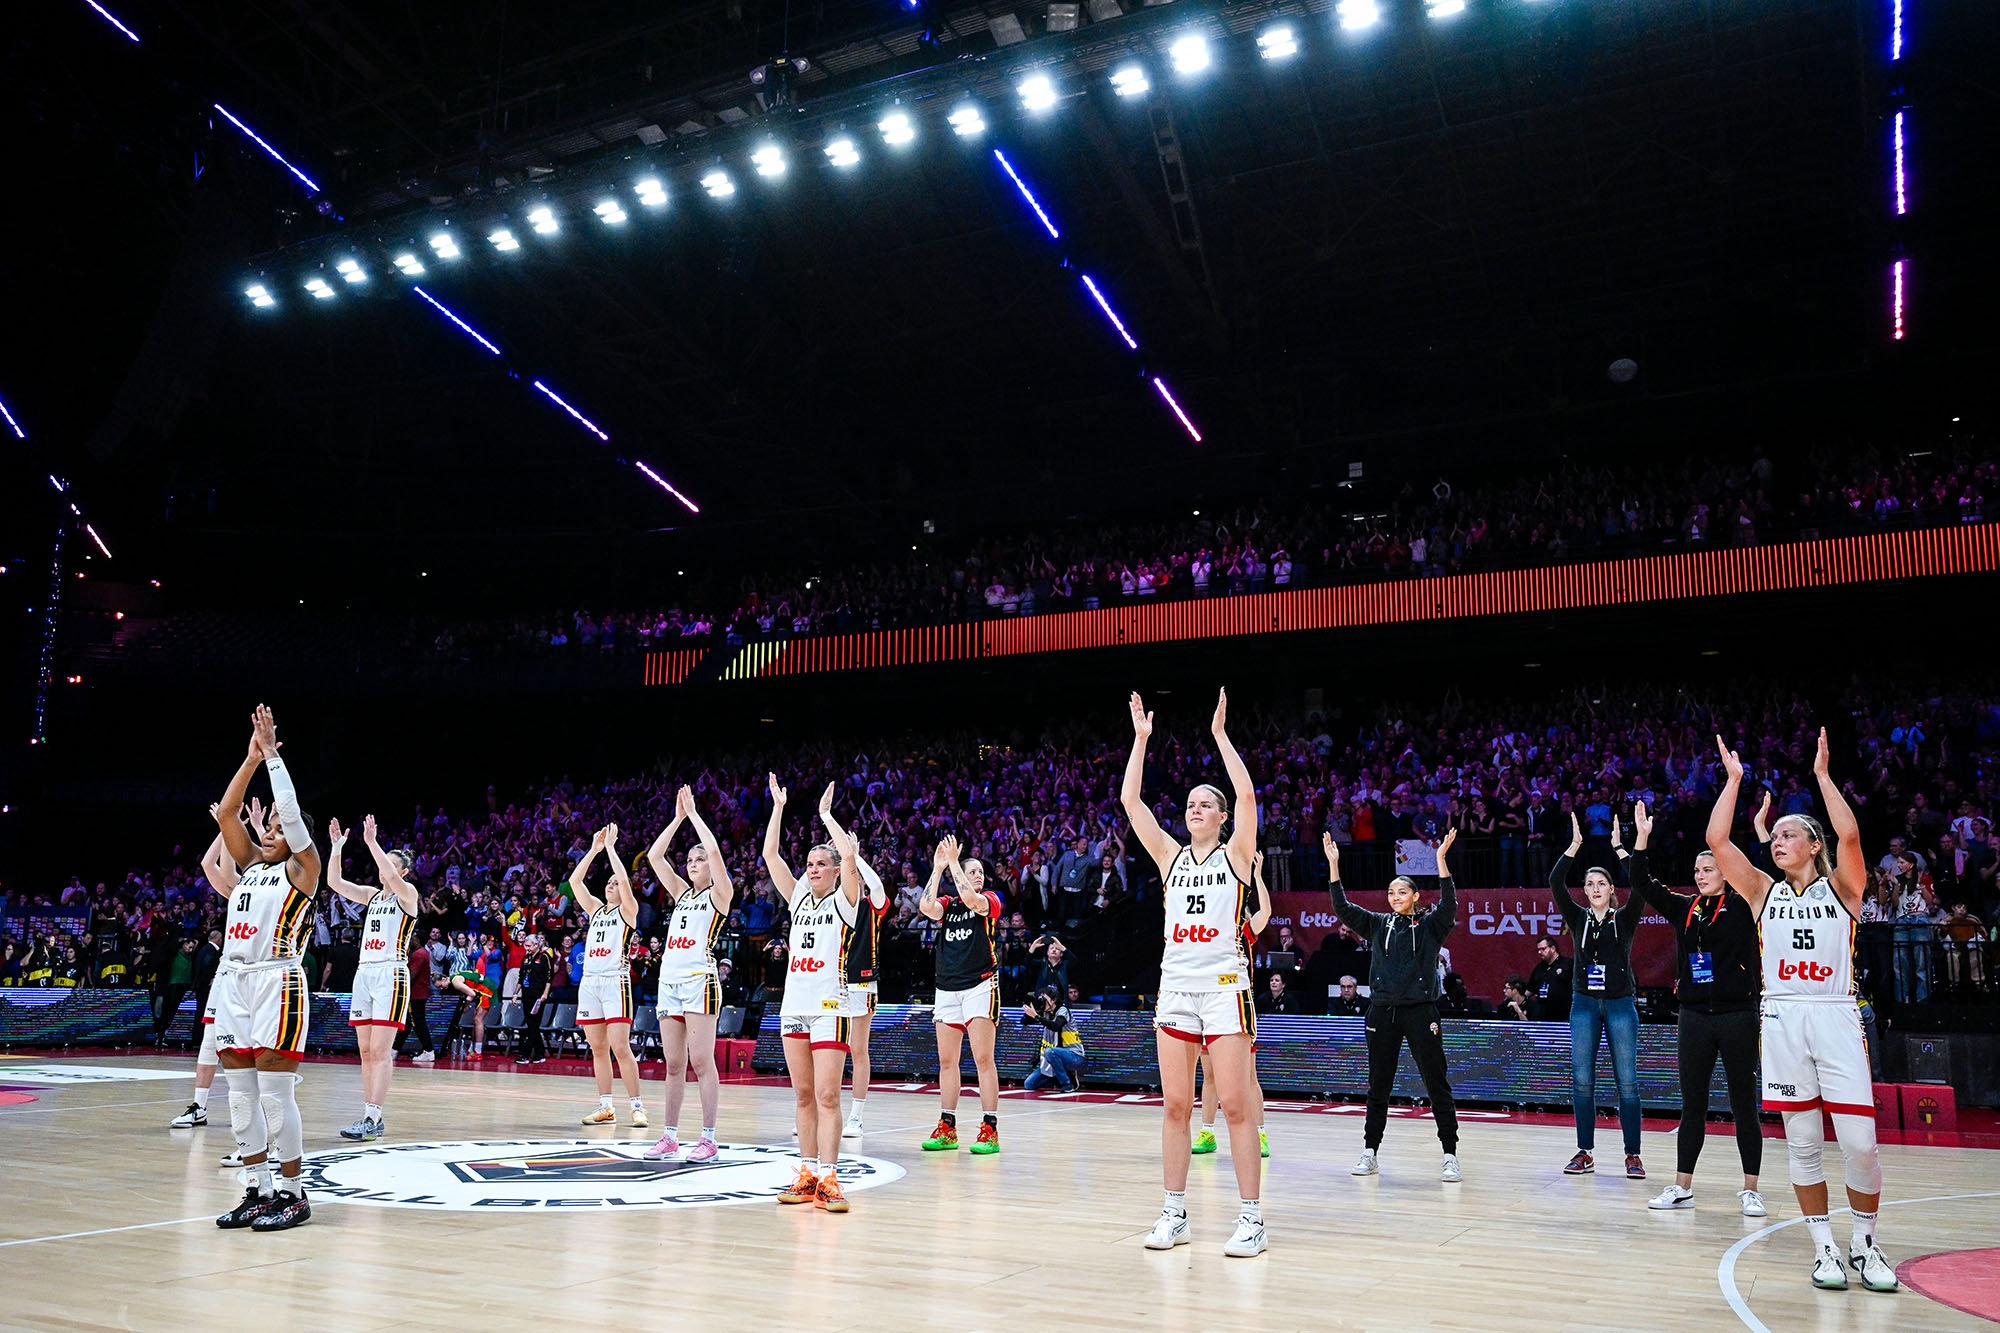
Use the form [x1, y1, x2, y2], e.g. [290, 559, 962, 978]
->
[325, 816, 420, 1143]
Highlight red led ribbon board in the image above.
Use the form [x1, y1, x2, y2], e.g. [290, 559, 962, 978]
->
[646, 524, 2000, 686]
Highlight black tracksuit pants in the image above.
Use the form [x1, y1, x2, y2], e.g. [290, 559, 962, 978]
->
[1364, 1001, 1459, 1153]
[1676, 1005, 1762, 1176]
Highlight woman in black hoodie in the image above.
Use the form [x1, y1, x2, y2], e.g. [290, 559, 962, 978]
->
[1552, 812, 1648, 1180]
[1325, 828, 1461, 1183]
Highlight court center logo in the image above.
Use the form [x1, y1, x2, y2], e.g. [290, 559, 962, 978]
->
[297, 1139, 904, 1211]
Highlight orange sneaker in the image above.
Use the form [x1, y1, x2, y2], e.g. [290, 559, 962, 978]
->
[777, 1166, 819, 1205]
[815, 1172, 850, 1213]
[921, 1118, 960, 1151]
[580, 1106, 616, 1126]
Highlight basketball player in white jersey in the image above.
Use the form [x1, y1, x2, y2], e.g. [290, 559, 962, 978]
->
[570, 824, 647, 1127]
[1121, 688, 1266, 1257]
[762, 775, 865, 1213]
[642, 785, 734, 1162]
[210, 704, 321, 1233]
[1708, 729, 1897, 1292]
[326, 814, 419, 1141]
[170, 821, 242, 1134]
[820, 787, 890, 1140]
[1193, 852, 1274, 1160]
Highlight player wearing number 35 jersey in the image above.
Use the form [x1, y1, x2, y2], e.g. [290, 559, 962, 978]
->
[1707, 728, 1897, 1294]
[1121, 688, 1267, 1259]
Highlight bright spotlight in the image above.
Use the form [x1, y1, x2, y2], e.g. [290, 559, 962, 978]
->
[824, 136, 861, 168]
[334, 258, 367, 284]
[1017, 74, 1057, 113]
[751, 143, 787, 177]
[878, 111, 916, 145]
[632, 179, 667, 208]
[487, 228, 520, 252]
[1257, 24, 1298, 59]
[303, 276, 334, 300]
[1338, 0, 1381, 29]
[429, 231, 460, 259]
[1110, 65, 1150, 98]
[392, 253, 425, 276]
[593, 198, 628, 224]
[1168, 34, 1211, 75]
[244, 283, 275, 309]
[701, 170, 736, 199]
[948, 105, 986, 138]
[527, 205, 560, 233]
[1425, 0, 1466, 16]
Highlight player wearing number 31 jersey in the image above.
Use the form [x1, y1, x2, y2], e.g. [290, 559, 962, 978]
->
[1707, 728, 1896, 1294]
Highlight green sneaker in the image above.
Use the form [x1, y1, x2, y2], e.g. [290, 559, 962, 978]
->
[1259, 1129, 1269, 1159]
[1191, 1128, 1218, 1155]
[969, 1121, 1000, 1155]
[921, 1117, 960, 1151]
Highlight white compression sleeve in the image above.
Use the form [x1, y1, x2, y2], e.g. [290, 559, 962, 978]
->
[264, 757, 312, 854]
[260, 1070, 303, 1164]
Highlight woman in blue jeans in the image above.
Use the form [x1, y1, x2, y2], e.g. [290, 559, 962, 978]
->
[1551, 812, 1649, 1179]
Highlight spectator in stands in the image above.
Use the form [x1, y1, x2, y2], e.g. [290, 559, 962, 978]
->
[1257, 973, 1303, 1015]
[1499, 975, 1532, 1020]
[1328, 976, 1369, 1017]
[1029, 935, 1071, 1001]
[403, 936, 436, 1064]
[1529, 936, 1573, 1019]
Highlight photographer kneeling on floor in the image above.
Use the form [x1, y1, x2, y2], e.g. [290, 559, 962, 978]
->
[1021, 986, 1087, 1091]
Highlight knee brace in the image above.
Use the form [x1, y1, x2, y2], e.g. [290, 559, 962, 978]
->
[260, 1070, 303, 1165]
[197, 1023, 220, 1068]
[225, 1065, 267, 1157]
[1831, 1111, 1883, 1194]
[1782, 1108, 1826, 1187]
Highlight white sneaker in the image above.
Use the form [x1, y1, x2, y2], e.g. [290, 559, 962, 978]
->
[1850, 1242, 1899, 1292]
[411, 1050, 436, 1065]
[1441, 1154, 1461, 1183]
[1223, 1215, 1267, 1258]
[219, 1150, 244, 1168]
[1812, 1245, 1850, 1289]
[842, 1113, 864, 1139]
[1143, 1210, 1190, 1250]
[1351, 1149, 1379, 1176]
[1648, 1184, 1695, 1210]
[1738, 1189, 1767, 1217]
[170, 1102, 207, 1128]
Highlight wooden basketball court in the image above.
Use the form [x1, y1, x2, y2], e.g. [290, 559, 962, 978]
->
[2, 1053, 1995, 1332]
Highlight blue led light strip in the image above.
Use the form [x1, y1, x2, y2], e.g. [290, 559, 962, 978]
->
[212, 104, 322, 194]
[412, 287, 503, 355]
[993, 149, 1060, 240]
[636, 460, 701, 514]
[80, 0, 140, 42]
[0, 394, 24, 439]
[1079, 275, 1139, 350]
[532, 380, 610, 441]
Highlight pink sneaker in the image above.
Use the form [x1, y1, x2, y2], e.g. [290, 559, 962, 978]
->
[685, 1137, 719, 1163]
[641, 1133, 680, 1161]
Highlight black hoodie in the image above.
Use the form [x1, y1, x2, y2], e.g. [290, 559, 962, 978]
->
[1328, 876, 1456, 1006]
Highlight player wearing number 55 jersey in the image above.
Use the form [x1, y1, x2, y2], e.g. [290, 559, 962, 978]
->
[1708, 728, 1896, 1293]
[1121, 688, 1267, 1259]
[326, 814, 419, 1143]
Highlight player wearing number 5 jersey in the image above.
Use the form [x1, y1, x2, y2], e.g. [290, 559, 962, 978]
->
[326, 814, 419, 1142]
[1708, 728, 1897, 1293]
[570, 824, 647, 1128]
[1122, 687, 1266, 1259]
[642, 784, 734, 1164]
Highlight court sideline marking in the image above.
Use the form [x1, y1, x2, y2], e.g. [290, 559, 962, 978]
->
[0, 1216, 216, 1249]
[1717, 1191, 2000, 1333]
[0, 1097, 188, 1115]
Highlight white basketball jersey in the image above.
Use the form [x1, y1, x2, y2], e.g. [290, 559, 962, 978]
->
[780, 887, 857, 1015]
[1759, 876, 1856, 1001]
[660, 888, 723, 984]
[222, 861, 311, 967]
[359, 890, 414, 966]
[582, 906, 630, 978]
[1160, 845, 1252, 993]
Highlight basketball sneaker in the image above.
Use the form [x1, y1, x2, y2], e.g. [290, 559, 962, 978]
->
[170, 1102, 207, 1128]
[970, 1122, 1000, 1155]
[581, 1106, 616, 1125]
[842, 1110, 865, 1139]
[1143, 1209, 1190, 1249]
[1191, 1128, 1217, 1155]
[250, 1189, 311, 1232]
[1564, 1150, 1595, 1175]
[219, 1150, 244, 1168]
[1850, 1242, 1898, 1292]
[1223, 1214, 1268, 1258]
[922, 1118, 960, 1151]
[641, 1132, 681, 1161]
[1648, 1184, 1694, 1210]
[411, 1050, 435, 1064]
[1738, 1189, 1767, 1217]
[815, 1173, 850, 1213]
[1259, 1129, 1269, 1159]
[685, 1137, 719, 1163]
[1625, 1154, 1646, 1179]
[1351, 1148, 1378, 1176]
[1441, 1154, 1462, 1183]
[1811, 1245, 1850, 1289]
[630, 1108, 649, 1128]
[216, 1187, 274, 1229]
[339, 1116, 383, 1142]
[777, 1166, 819, 1205]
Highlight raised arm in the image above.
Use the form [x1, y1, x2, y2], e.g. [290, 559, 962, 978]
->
[214, 723, 263, 868]
[199, 822, 238, 896]
[253, 704, 321, 890]
[1210, 687, 1259, 872]
[918, 837, 954, 921]
[1247, 851, 1273, 934]
[1812, 727, 1869, 911]
[1548, 815, 1588, 931]
[647, 796, 691, 904]
[323, 819, 376, 905]
[829, 821, 863, 909]
[1322, 832, 1382, 935]
[568, 827, 607, 916]
[1751, 789, 1774, 846]
[1707, 736, 1774, 911]
[361, 814, 420, 916]
[1119, 692, 1178, 874]
[1429, 828, 1458, 937]
[682, 786, 735, 915]
[761, 774, 799, 905]
[603, 824, 638, 926]
[1621, 802, 1681, 914]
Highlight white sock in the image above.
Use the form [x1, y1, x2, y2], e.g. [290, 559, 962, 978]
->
[193, 1086, 211, 1109]
[1240, 1198, 1262, 1222]
[630, 1097, 644, 1111]
[364, 1103, 383, 1122]
[277, 1173, 301, 1197]
[1851, 1209, 1878, 1249]
[848, 1100, 864, 1120]
[700, 1125, 715, 1141]
[599, 1094, 614, 1109]
[1805, 1215, 1835, 1250]
[1258, 1124, 1267, 1135]
[803, 1157, 819, 1176]
[1200, 1119, 1215, 1131]
[253, 1160, 275, 1196]
[1163, 1189, 1187, 1216]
